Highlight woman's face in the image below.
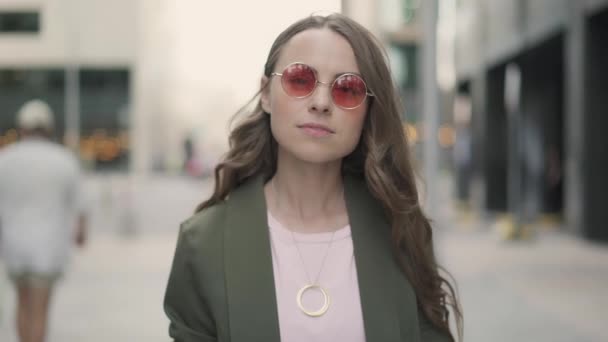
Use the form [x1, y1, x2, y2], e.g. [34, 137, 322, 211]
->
[261, 28, 368, 164]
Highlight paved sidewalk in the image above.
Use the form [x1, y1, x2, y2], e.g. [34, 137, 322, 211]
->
[0, 233, 178, 342]
[0, 174, 606, 341]
[436, 228, 608, 342]
[434, 173, 608, 341]
[0, 174, 209, 342]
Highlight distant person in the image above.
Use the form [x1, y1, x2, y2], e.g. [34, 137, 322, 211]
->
[522, 116, 544, 224]
[545, 144, 563, 213]
[182, 134, 194, 173]
[0, 99, 87, 342]
[182, 134, 203, 177]
[453, 124, 472, 203]
[164, 14, 462, 342]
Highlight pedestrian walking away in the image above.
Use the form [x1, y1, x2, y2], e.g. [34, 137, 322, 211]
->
[0, 99, 88, 342]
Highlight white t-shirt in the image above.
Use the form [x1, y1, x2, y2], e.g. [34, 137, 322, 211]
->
[268, 211, 366, 342]
[0, 138, 84, 275]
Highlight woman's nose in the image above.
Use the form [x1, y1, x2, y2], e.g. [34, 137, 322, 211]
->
[308, 81, 332, 114]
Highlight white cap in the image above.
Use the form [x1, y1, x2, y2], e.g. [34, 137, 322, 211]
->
[16, 99, 55, 131]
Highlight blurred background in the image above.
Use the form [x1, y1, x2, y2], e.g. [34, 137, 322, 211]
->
[0, 0, 606, 341]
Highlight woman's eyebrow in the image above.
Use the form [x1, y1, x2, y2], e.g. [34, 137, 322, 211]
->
[333, 71, 362, 78]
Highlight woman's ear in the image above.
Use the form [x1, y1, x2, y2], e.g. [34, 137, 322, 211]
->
[260, 76, 271, 114]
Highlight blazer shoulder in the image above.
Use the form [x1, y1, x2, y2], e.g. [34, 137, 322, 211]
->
[179, 201, 228, 247]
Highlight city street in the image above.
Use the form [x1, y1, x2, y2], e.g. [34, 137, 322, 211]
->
[1, 0, 607, 341]
[0, 174, 607, 341]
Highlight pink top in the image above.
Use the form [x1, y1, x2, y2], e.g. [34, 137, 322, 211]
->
[267, 211, 366, 342]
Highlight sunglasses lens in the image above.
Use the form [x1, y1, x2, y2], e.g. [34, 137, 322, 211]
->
[331, 74, 368, 109]
[281, 63, 316, 97]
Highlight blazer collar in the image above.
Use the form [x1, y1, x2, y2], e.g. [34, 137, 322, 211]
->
[224, 176, 281, 341]
[223, 174, 415, 342]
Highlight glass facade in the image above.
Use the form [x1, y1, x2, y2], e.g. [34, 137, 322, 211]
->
[0, 11, 40, 33]
[0, 68, 130, 171]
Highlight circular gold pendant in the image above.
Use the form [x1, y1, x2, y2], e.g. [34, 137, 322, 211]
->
[296, 284, 330, 317]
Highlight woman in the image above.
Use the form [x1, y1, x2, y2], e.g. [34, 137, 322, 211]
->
[164, 13, 462, 342]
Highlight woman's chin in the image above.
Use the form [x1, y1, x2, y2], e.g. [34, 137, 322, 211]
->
[285, 147, 347, 165]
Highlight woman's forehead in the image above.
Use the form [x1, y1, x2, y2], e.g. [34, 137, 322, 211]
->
[276, 28, 360, 76]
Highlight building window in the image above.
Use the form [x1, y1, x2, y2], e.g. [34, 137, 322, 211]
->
[391, 44, 418, 89]
[79, 69, 131, 172]
[0, 69, 65, 133]
[0, 68, 131, 172]
[0, 11, 40, 33]
[401, 0, 419, 24]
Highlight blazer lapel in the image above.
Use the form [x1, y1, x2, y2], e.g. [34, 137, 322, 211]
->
[222, 174, 419, 342]
[224, 176, 281, 342]
[344, 174, 419, 342]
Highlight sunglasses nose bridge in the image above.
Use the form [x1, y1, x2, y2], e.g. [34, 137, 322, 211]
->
[312, 79, 332, 95]
[306, 80, 333, 112]
[306, 79, 332, 97]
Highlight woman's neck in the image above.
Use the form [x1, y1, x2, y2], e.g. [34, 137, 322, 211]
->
[265, 152, 348, 233]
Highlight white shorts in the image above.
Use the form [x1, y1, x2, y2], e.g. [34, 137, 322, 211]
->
[8, 270, 62, 288]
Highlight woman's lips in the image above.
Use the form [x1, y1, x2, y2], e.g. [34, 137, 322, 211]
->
[297, 123, 335, 137]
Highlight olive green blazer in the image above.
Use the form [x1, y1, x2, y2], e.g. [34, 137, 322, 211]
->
[163, 174, 449, 342]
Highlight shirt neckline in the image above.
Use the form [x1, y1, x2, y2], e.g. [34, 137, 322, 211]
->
[267, 210, 351, 244]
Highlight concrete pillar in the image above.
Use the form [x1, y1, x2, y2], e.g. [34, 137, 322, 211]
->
[583, 8, 608, 241]
[342, 0, 380, 36]
[422, 0, 440, 216]
[484, 65, 508, 212]
[504, 63, 523, 232]
[564, 0, 585, 236]
[470, 71, 488, 216]
[64, 0, 81, 153]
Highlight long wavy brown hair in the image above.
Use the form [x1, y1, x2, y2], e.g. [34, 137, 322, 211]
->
[196, 13, 462, 341]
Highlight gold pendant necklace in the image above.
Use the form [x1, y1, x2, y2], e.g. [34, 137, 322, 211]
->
[271, 178, 341, 317]
[291, 228, 335, 317]
[297, 284, 330, 317]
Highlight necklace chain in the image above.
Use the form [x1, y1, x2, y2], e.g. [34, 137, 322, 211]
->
[270, 178, 342, 285]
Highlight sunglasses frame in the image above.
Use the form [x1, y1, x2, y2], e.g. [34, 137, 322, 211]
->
[270, 62, 375, 110]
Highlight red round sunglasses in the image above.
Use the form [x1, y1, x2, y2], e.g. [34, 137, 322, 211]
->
[270, 62, 375, 110]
